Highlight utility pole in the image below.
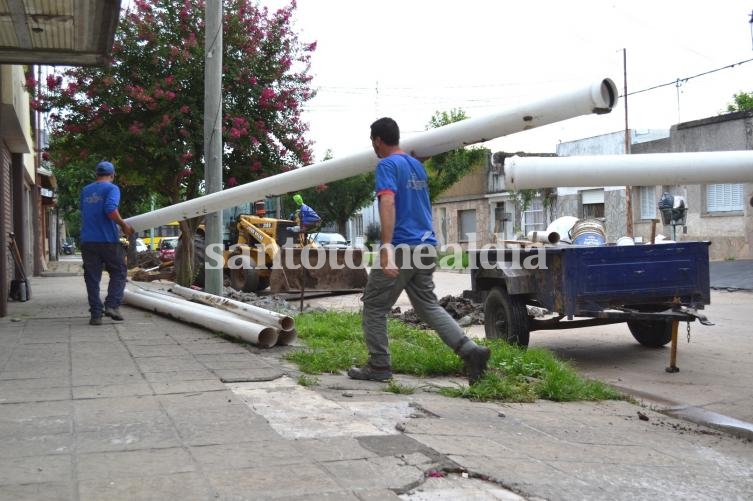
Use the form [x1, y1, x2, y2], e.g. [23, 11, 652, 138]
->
[623, 48, 633, 237]
[204, 0, 223, 294]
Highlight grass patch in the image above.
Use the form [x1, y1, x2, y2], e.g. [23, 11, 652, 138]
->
[288, 311, 623, 402]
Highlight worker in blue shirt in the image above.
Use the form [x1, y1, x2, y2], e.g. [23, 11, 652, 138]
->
[79, 161, 134, 325]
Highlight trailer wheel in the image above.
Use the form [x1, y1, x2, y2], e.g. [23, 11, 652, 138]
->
[484, 287, 530, 347]
[230, 255, 260, 292]
[627, 320, 673, 347]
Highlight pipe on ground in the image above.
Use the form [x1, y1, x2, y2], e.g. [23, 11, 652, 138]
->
[170, 284, 295, 332]
[124, 289, 279, 348]
[276, 329, 297, 346]
[125, 78, 618, 232]
[500, 151, 753, 190]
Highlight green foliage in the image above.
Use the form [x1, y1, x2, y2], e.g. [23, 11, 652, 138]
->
[299, 174, 376, 235]
[424, 109, 489, 201]
[726, 91, 753, 112]
[288, 311, 623, 402]
[30, 0, 316, 284]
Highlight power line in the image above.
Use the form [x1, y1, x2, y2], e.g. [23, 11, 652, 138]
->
[626, 57, 753, 97]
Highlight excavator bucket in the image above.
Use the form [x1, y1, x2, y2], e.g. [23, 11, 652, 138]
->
[270, 247, 369, 293]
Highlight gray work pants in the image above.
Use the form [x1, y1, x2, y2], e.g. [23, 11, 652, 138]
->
[360, 247, 467, 368]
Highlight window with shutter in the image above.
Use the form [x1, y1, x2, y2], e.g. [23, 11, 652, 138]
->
[706, 184, 744, 212]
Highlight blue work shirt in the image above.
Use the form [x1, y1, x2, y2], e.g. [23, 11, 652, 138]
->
[299, 203, 321, 226]
[375, 153, 437, 246]
[80, 181, 122, 243]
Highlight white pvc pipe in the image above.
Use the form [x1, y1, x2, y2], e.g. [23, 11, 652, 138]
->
[123, 289, 279, 348]
[276, 329, 297, 346]
[501, 151, 753, 190]
[526, 230, 560, 244]
[169, 284, 295, 332]
[126, 78, 618, 232]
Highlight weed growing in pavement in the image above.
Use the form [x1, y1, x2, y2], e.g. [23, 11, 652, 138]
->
[287, 311, 623, 402]
[385, 379, 416, 395]
[296, 374, 319, 387]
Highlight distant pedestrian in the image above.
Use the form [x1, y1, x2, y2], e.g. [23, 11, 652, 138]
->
[79, 161, 134, 325]
[292, 193, 321, 233]
[348, 117, 491, 384]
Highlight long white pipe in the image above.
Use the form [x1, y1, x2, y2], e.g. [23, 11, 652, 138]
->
[123, 289, 279, 348]
[126, 78, 618, 232]
[170, 284, 295, 332]
[500, 151, 753, 190]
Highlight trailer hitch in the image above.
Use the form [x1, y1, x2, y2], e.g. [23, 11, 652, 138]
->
[673, 306, 714, 326]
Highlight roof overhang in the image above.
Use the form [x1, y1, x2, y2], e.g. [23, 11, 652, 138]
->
[0, 0, 121, 66]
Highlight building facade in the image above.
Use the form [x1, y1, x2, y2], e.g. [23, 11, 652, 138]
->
[430, 113, 752, 261]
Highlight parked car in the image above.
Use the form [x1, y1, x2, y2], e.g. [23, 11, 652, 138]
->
[158, 237, 179, 261]
[311, 232, 350, 249]
[61, 239, 75, 255]
[135, 238, 148, 253]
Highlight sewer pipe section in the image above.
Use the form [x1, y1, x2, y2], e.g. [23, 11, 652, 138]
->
[123, 289, 279, 348]
[126, 78, 618, 232]
[170, 284, 295, 333]
[499, 151, 753, 190]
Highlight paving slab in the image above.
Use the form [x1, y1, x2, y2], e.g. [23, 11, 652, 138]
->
[2, 272, 753, 500]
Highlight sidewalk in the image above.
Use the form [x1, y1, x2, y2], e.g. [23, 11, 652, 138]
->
[1, 270, 752, 500]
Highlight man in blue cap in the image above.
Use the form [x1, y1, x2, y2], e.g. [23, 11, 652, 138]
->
[79, 160, 134, 325]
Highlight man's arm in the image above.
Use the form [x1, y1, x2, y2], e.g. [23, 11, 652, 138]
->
[378, 192, 398, 277]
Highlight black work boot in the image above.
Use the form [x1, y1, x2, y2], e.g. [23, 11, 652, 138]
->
[104, 306, 124, 321]
[347, 363, 393, 382]
[458, 342, 491, 385]
[464, 346, 491, 385]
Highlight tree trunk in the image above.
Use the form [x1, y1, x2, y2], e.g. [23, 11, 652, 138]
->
[174, 219, 197, 286]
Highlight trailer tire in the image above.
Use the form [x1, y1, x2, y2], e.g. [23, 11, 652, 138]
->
[484, 287, 530, 347]
[230, 255, 260, 292]
[627, 320, 673, 347]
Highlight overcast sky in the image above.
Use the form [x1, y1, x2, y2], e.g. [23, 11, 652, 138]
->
[275, 0, 753, 160]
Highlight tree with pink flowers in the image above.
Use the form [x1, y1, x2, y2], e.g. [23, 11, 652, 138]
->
[30, 0, 316, 284]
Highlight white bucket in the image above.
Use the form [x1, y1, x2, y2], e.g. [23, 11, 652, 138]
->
[616, 236, 635, 246]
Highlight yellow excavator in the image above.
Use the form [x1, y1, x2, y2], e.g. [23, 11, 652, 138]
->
[192, 203, 368, 293]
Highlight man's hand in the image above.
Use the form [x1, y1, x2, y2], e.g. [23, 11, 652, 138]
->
[379, 246, 399, 278]
[121, 222, 135, 238]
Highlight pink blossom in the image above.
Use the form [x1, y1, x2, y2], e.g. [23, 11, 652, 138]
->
[180, 105, 190, 114]
[46, 74, 61, 90]
[164, 75, 174, 86]
[250, 161, 262, 172]
[26, 75, 37, 89]
[165, 91, 176, 100]
[227, 176, 238, 187]
[178, 168, 192, 178]
[179, 128, 190, 138]
[230, 128, 241, 139]
[259, 87, 275, 108]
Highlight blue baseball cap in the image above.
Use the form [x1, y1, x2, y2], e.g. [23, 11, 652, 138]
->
[96, 161, 115, 175]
